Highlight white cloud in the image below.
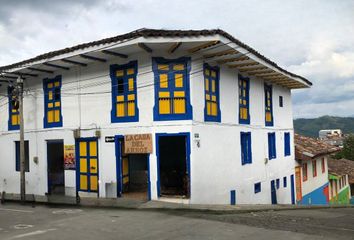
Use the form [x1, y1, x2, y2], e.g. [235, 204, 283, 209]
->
[0, 0, 353, 118]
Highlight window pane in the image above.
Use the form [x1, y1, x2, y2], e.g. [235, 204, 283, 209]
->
[117, 78, 124, 94]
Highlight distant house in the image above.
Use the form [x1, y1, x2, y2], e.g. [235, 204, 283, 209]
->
[327, 158, 354, 204]
[319, 129, 344, 147]
[294, 134, 341, 205]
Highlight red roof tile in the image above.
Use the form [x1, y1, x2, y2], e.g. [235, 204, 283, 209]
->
[328, 158, 354, 184]
[295, 134, 341, 161]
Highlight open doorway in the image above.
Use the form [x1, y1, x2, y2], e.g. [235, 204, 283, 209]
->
[47, 140, 64, 195]
[157, 134, 189, 198]
[117, 138, 149, 201]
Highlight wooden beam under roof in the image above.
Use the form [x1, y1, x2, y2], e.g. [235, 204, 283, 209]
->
[270, 79, 289, 84]
[217, 55, 249, 64]
[204, 49, 237, 59]
[0, 75, 17, 80]
[246, 69, 274, 75]
[262, 76, 288, 81]
[80, 54, 106, 63]
[28, 67, 54, 74]
[228, 58, 258, 68]
[0, 79, 13, 83]
[138, 43, 153, 53]
[253, 72, 280, 77]
[101, 50, 128, 59]
[286, 82, 303, 87]
[188, 41, 220, 53]
[285, 84, 302, 89]
[14, 72, 38, 77]
[62, 59, 88, 67]
[43, 62, 70, 70]
[168, 42, 182, 54]
[239, 66, 267, 72]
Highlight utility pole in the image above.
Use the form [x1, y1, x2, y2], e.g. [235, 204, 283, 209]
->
[17, 76, 26, 203]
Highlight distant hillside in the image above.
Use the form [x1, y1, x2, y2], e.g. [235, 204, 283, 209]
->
[294, 116, 354, 137]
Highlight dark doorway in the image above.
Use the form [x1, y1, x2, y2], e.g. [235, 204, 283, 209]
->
[121, 154, 149, 200]
[47, 141, 64, 195]
[271, 180, 277, 204]
[158, 136, 189, 198]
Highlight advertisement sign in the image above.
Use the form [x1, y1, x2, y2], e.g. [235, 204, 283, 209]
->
[64, 145, 75, 170]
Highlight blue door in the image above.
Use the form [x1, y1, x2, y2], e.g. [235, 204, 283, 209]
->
[290, 174, 295, 204]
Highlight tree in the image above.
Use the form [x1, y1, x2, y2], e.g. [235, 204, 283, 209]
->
[335, 134, 354, 160]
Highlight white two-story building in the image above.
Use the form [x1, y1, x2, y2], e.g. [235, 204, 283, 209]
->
[0, 29, 311, 205]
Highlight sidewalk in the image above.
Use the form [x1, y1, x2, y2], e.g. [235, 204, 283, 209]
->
[1, 192, 352, 213]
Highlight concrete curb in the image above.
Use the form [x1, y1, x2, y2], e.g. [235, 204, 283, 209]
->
[1, 192, 353, 214]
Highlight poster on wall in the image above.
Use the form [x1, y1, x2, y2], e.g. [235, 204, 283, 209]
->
[64, 145, 75, 170]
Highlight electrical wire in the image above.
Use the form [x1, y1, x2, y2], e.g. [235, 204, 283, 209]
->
[0, 40, 254, 112]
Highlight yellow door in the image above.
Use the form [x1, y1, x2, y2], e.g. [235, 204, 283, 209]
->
[78, 139, 98, 192]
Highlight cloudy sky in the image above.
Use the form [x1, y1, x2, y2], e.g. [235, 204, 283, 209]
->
[0, 0, 353, 118]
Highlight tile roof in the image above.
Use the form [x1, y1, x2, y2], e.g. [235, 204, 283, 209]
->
[0, 28, 311, 86]
[295, 134, 341, 161]
[328, 158, 354, 184]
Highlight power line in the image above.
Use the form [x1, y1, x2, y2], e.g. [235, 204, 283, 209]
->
[0, 40, 253, 110]
[23, 40, 237, 95]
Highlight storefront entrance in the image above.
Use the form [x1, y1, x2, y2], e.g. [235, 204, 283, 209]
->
[156, 133, 190, 199]
[47, 140, 64, 195]
[116, 136, 150, 200]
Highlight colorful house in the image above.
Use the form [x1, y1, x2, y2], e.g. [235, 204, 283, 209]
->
[327, 158, 353, 204]
[0, 29, 312, 205]
[294, 134, 340, 205]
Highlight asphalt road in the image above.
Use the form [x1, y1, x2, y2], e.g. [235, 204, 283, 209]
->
[0, 203, 353, 240]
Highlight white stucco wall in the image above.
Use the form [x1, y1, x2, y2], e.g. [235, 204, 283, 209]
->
[300, 157, 329, 197]
[0, 49, 296, 204]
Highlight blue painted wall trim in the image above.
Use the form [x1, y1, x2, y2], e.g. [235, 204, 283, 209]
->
[110, 61, 139, 123]
[299, 182, 329, 205]
[203, 63, 221, 122]
[264, 83, 274, 126]
[43, 75, 63, 128]
[152, 57, 193, 121]
[238, 74, 250, 124]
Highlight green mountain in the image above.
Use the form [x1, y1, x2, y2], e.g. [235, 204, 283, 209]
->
[294, 116, 354, 137]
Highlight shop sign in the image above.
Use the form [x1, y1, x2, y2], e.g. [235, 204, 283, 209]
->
[124, 134, 153, 154]
[64, 145, 75, 170]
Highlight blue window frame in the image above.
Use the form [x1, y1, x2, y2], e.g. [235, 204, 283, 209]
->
[15, 141, 29, 172]
[238, 74, 250, 124]
[110, 61, 139, 123]
[265, 84, 273, 126]
[254, 182, 261, 193]
[8, 86, 20, 131]
[43, 75, 62, 128]
[204, 63, 221, 122]
[284, 132, 291, 156]
[152, 57, 192, 121]
[241, 132, 252, 165]
[268, 132, 276, 160]
[283, 176, 287, 188]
